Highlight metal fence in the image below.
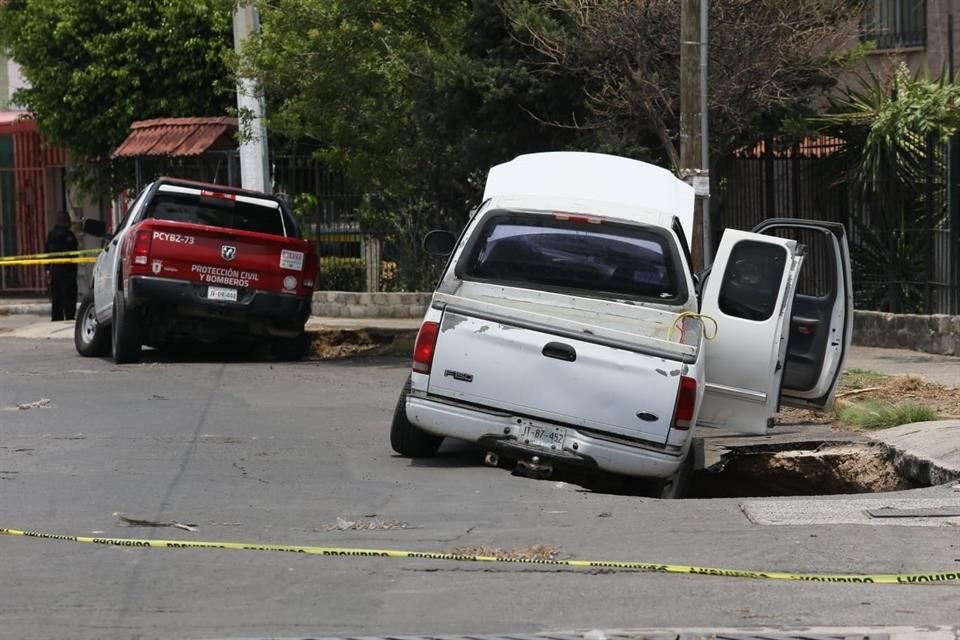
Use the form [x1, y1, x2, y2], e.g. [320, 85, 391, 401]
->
[717, 136, 960, 314]
[862, 0, 927, 49]
[272, 155, 363, 252]
[273, 155, 394, 291]
[276, 138, 960, 308]
[0, 132, 68, 293]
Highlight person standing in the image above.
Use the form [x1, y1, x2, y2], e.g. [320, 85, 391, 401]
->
[45, 212, 79, 322]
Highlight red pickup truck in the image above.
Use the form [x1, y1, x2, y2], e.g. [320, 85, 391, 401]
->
[75, 177, 318, 363]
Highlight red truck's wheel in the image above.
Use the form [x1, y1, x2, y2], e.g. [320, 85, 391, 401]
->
[390, 375, 443, 457]
[111, 289, 142, 364]
[74, 293, 110, 357]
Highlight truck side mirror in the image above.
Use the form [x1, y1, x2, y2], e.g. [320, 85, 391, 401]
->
[423, 230, 456, 257]
[81, 218, 109, 239]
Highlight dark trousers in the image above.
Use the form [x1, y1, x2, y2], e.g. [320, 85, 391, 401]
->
[50, 274, 78, 321]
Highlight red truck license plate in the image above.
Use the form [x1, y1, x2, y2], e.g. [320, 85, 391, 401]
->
[207, 286, 238, 302]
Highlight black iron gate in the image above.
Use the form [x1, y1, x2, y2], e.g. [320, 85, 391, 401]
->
[717, 136, 960, 314]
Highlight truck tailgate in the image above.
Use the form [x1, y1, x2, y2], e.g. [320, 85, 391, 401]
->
[140, 219, 312, 296]
[428, 310, 683, 444]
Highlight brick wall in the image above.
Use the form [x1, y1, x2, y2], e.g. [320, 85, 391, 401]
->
[311, 291, 431, 318]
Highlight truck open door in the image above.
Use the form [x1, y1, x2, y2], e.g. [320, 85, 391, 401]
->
[697, 220, 852, 434]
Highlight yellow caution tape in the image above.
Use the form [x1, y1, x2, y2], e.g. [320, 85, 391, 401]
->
[0, 248, 101, 261]
[2, 527, 957, 584]
[1, 258, 97, 267]
[0, 249, 100, 267]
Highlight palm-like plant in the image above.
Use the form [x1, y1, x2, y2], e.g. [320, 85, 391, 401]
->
[818, 63, 960, 312]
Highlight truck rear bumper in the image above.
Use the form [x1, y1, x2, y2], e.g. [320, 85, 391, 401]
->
[405, 394, 687, 478]
[128, 276, 311, 326]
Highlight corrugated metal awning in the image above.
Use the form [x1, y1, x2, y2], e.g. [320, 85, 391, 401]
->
[0, 111, 37, 135]
[112, 117, 238, 158]
[733, 136, 843, 160]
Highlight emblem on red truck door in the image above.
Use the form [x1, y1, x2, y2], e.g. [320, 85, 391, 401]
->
[221, 245, 237, 261]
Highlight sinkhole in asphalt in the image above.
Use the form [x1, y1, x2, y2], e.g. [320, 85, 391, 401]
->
[687, 442, 925, 498]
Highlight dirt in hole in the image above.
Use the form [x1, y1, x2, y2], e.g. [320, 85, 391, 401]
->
[691, 443, 922, 498]
[307, 330, 394, 359]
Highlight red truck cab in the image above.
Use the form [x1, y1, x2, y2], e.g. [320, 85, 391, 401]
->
[75, 177, 318, 363]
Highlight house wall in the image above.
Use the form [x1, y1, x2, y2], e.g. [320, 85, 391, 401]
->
[0, 61, 7, 111]
[912, 0, 959, 74]
[1, 57, 28, 110]
[863, 1, 960, 76]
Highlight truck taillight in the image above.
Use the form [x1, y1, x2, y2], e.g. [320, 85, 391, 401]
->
[553, 213, 603, 224]
[200, 189, 236, 200]
[671, 376, 697, 430]
[132, 230, 152, 265]
[412, 321, 440, 374]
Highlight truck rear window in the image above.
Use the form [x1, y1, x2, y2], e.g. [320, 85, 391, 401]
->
[145, 193, 287, 237]
[460, 212, 682, 300]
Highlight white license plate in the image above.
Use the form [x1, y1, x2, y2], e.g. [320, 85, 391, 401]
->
[207, 286, 238, 302]
[517, 420, 567, 451]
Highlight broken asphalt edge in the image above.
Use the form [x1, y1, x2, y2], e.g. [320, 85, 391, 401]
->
[865, 421, 960, 486]
[304, 324, 418, 360]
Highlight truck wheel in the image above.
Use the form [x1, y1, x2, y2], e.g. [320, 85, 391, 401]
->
[390, 375, 443, 457]
[111, 289, 142, 364]
[649, 450, 693, 499]
[74, 293, 110, 357]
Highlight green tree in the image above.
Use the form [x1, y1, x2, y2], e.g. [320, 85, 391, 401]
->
[241, 0, 583, 289]
[499, 0, 866, 169]
[0, 0, 234, 191]
[818, 63, 960, 312]
[239, 1, 866, 289]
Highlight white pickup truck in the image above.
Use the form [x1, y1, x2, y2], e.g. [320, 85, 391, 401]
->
[390, 152, 852, 497]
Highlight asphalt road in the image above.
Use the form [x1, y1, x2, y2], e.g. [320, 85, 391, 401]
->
[1, 335, 959, 640]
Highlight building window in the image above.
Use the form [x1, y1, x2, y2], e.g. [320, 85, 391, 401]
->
[862, 0, 926, 49]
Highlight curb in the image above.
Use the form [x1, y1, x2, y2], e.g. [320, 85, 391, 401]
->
[0, 303, 50, 316]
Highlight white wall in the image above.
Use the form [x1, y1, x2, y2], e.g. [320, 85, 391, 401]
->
[1, 57, 28, 110]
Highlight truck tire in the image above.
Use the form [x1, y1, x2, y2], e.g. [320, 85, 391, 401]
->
[74, 293, 110, 357]
[390, 375, 443, 458]
[111, 289, 142, 364]
[649, 449, 693, 499]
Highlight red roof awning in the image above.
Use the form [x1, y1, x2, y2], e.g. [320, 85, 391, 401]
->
[0, 111, 38, 135]
[733, 136, 843, 160]
[112, 117, 239, 158]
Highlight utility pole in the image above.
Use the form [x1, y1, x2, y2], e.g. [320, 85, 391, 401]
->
[680, 0, 711, 270]
[233, 2, 270, 192]
[949, 4, 960, 313]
